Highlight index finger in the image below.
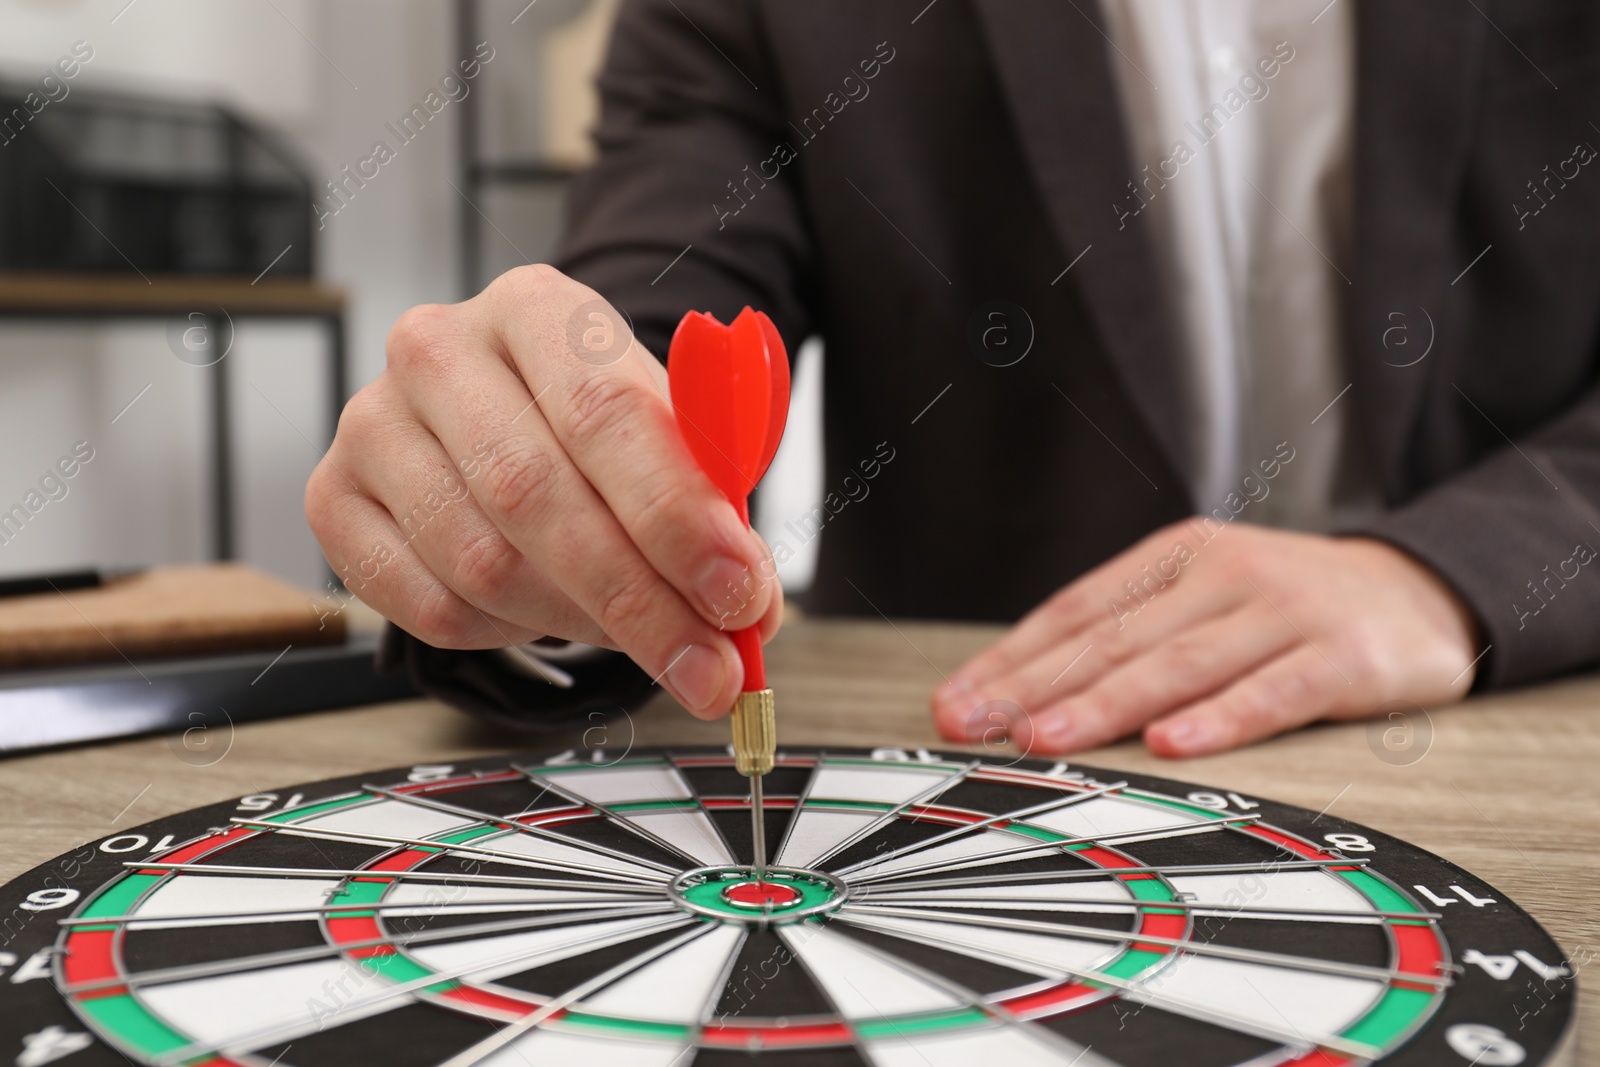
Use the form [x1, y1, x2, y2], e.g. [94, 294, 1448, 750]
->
[490, 267, 777, 633]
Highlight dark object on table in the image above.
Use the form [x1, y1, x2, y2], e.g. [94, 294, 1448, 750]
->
[0, 566, 110, 599]
[0, 80, 312, 276]
[0, 632, 416, 756]
[378, 625, 658, 734]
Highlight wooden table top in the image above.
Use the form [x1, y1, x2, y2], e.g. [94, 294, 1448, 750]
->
[1, 615, 1594, 1055]
[0, 271, 346, 315]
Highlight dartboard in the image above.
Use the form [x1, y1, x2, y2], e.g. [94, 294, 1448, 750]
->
[0, 748, 1575, 1067]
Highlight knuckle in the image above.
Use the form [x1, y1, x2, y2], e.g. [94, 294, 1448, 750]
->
[450, 528, 521, 606]
[1159, 636, 1212, 690]
[479, 442, 561, 527]
[303, 461, 342, 534]
[628, 475, 700, 553]
[564, 370, 651, 453]
[333, 380, 386, 442]
[1091, 617, 1141, 665]
[407, 584, 479, 648]
[386, 303, 457, 377]
[592, 567, 663, 639]
[1339, 621, 1392, 689]
[1043, 585, 1089, 625]
[489, 262, 563, 301]
[1258, 662, 1319, 715]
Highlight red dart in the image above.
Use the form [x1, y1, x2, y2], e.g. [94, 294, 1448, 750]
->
[668, 307, 790, 690]
[669, 305, 790, 882]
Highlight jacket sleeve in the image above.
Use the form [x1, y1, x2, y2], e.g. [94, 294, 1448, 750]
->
[1355, 379, 1600, 689]
[553, 0, 816, 361]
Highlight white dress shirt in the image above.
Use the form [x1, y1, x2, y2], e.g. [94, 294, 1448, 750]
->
[1097, 0, 1377, 531]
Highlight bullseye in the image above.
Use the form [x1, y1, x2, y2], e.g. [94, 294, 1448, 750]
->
[723, 880, 801, 909]
[669, 864, 847, 924]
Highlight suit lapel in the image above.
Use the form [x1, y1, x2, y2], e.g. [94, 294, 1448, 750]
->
[1347, 0, 1484, 500]
[971, 0, 1194, 497]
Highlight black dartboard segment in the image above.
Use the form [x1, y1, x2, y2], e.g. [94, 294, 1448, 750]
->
[0, 748, 1574, 1067]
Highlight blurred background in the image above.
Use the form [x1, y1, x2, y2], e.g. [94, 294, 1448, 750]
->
[0, 0, 823, 597]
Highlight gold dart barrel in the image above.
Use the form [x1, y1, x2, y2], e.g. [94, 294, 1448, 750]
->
[731, 688, 776, 777]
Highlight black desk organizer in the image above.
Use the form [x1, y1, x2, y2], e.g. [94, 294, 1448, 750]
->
[0, 81, 313, 276]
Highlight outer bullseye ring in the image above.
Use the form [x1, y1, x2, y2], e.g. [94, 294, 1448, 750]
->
[670, 864, 847, 924]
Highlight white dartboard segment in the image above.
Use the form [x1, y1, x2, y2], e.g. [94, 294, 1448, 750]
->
[135, 958, 406, 1051]
[126, 874, 345, 928]
[805, 761, 963, 806]
[775, 809, 885, 869]
[777, 924, 965, 1019]
[838, 911, 1121, 978]
[480, 1028, 690, 1067]
[865, 1023, 1103, 1067]
[1128, 953, 1386, 1040]
[291, 798, 476, 842]
[864, 878, 1136, 914]
[619, 807, 733, 866]
[577, 924, 745, 1023]
[1167, 869, 1382, 924]
[534, 764, 692, 805]
[404, 915, 686, 985]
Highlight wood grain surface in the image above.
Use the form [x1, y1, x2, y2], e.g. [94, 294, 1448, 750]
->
[0, 615, 1593, 1055]
[0, 272, 345, 314]
[0, 564, 345, 668]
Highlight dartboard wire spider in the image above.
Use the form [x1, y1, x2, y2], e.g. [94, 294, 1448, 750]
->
[763, 922, 893, 1064]
[801, 758, 985, 869]
[788, 920, 1104, 1066]
[828, 778, 1131, 878]
[859, 856, 1371, 894]
[436, 922, 723, 1067]
[833, 909, 1385, 1060]
[115, 860, 666, 894]
[358, 782, 683, 876]
[768, 749, 828, 863]
[58, 899, 681, 995]
[838, 902, 1451, 986]
[142, 912, 702, 1067]
[511, 760, 725, 871]
[855, 891, 1440, 924]
[843, 812, 1264, 886]
[680, 923, 752, 1059]
[55, 890, 668, 928]
[226, 818, 669, 887]
[663, 752, 745, 866]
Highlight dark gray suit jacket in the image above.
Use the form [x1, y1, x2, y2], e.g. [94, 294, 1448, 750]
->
[542, 0, 1600, 692]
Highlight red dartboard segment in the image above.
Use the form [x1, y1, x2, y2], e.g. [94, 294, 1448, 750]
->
[998, 981, 1112, 1018]
[60, 928, 120, 991]
[141, 825, 257, 868]
[513, 806, 596, 827]
[1391, 922, 1449, 988]
[699, 1020, 854, 1049]
[367, 849, 444, 873]
[701, 796, 798, 810]
[324, 914, 384, 946]
[440, 984, 542, 1020]
[1279, 1050, 1353, 1067]
[1243, 823, 1339, 860]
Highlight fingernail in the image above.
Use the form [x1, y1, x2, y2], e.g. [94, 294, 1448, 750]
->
[1160, 719, 1209, 752]
[696, 556, 756, 625]
[667, 643, 726, 713]
[960, 702, 991, 743]
[1034, 713, 1076, 750]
